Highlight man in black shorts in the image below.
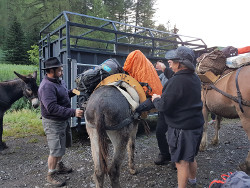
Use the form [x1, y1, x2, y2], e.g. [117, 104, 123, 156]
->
[152, 46, 204, 188]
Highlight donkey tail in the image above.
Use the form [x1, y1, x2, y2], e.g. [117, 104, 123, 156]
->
[96, 113, 109, 174]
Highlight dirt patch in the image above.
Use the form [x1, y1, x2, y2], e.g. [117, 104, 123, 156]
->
[0, 118, 249, 188]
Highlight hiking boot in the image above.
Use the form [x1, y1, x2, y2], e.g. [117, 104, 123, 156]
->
[187, 181, 203, 188]
[56, 161, 73, 174]
[47, 171, 66, 187]
[154, 154, 171, 165]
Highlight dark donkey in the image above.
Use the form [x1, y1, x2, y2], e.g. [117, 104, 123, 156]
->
[0, 71, 39, 151]
[84, 82, 140, 188]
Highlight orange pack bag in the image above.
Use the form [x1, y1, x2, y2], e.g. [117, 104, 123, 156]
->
[123, 50, 163, 96]
[238, 46, 250, 54]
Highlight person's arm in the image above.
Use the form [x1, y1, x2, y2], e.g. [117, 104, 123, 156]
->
[68, 89, 76, 98]
[164, 67, 174, 79]
[152, 80, 181, 113]
[155, 61, 166, 72]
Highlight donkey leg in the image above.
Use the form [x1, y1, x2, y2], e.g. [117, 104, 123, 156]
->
[86, 126, 105, 188]
[211, 116, 222, 146]
[127, 123, 138, 175]
[238, 115, 250, 174]
[200, 106, 209, 151]
[0, 113, 8, 151]
[107, 130, 128, 188]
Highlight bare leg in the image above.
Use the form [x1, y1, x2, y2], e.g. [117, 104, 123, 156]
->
[48, 156, 61, 170]
[175, 160, 189, 188]
[188, 160, 197, 179]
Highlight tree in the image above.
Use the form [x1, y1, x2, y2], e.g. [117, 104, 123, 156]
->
[3, 16, 29, 64]
[132, 0, 156, 29]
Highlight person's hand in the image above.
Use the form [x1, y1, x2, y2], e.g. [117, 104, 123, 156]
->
[151, 94, 161, 101]
[75, 109, 84, 118]
[155, 61, 166, 72]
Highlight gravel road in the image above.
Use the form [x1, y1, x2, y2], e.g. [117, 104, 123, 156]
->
[0, 118, 249, 188]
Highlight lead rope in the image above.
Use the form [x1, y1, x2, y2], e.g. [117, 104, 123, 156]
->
[235, 67, 244, 113]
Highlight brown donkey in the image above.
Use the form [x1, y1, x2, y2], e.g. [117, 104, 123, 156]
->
[200, 65, 250, 173]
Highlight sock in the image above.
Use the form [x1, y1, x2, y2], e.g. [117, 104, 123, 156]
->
[48, 169, 57, 173]
[188, 178, 197, 184]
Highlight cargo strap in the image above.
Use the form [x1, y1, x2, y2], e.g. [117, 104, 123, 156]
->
[203, 67, 250, 112]
[235, 67, 244, 112]
[108, 81, 139, 111]
[104, 112, 140, 130]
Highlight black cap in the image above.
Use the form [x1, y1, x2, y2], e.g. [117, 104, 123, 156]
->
[165, 46, 196, 71]
[42, 57, 63, 70]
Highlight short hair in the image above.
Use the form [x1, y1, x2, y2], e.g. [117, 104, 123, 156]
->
[45, 67, 58, 74]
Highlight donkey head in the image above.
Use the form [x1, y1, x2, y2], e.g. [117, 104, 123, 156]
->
[14, 71, 39, 108]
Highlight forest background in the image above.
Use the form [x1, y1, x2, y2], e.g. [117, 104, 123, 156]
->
[0, 0, 176, 66]
[0, 0, 177, 138]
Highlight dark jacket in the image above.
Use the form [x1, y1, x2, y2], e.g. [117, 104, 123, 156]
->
[153, 69, 204, 130]
[38, 76, 75, 121]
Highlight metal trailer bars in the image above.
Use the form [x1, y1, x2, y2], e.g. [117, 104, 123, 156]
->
[39, 11, 207, 126]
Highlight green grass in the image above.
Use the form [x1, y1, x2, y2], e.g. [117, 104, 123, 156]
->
[0, 63, 39, 82]
[3, 109, 44, 139]
[0, 48, 3, 61]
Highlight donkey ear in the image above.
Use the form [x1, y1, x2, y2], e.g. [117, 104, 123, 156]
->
[33, 71, 37, 80]
[14, 71, 29, 83]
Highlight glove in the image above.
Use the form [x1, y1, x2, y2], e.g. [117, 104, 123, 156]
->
[135, 98, 155, 114]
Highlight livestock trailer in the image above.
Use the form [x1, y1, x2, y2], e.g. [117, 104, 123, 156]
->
[39, 11, 207, 127]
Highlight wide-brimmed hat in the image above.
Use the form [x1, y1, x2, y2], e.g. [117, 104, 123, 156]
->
[165, 46, 196, 71]
[42, 57, 63, 70]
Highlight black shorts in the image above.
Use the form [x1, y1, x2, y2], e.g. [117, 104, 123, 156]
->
[167, 126, 203, 162]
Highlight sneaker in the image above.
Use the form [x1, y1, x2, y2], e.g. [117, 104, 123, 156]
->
[56, 161, 73, 174]
[187, 181, 203, 188]
[208, 120, 216, 125]
[154, 154, 171, 165]
[47, 171, 66, 187]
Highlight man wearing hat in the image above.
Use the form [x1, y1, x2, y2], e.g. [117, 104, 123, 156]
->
[152, 46, 204, 188]
[38, 57, 84, 186]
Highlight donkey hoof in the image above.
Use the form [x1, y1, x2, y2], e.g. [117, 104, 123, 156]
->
[199, 144, 206, 152]
[0, 142, 8, 151]
[238, 162, 250, 175]
[211, 139, 219, 146]
[129, 168, 137, 175]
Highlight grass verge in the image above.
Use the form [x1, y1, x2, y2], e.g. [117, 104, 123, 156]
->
[3, 109, 44, 139]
